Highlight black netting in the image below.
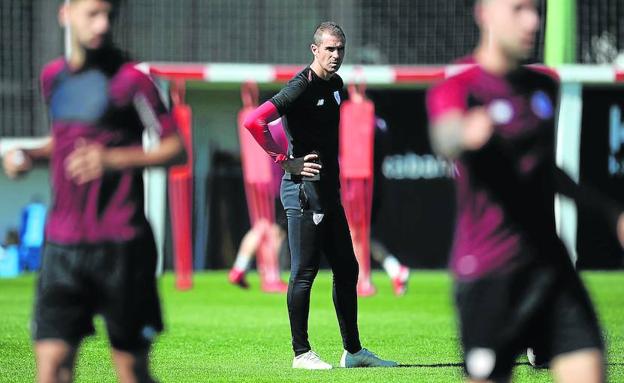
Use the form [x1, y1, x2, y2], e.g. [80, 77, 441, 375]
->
[12, 0, 620, 138]
[111, 0, 545, 65]
[578, 0, 624, 64]
[1, 0, 63, 137]
[0, 1, 35, 136]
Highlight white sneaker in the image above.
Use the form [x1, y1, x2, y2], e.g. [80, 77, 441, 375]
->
[292, 350, 333, 370]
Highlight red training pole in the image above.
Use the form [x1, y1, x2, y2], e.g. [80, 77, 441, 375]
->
[169, 81, 194, 290]
[340, 83, 376, 296]
[237, 81, 283, 288]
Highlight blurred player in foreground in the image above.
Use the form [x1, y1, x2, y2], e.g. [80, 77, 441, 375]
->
[243, 22, 397, 369]
[427, 0, 624, 382]
[3, 0, 186, 381]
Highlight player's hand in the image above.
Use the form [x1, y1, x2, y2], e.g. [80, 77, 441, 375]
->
[280, 153, 322, 177]
[2, 148, 33, 179]
[617, 212, 624, 249]
[463, 107, 494, 151]
[65, 139, 109, 184]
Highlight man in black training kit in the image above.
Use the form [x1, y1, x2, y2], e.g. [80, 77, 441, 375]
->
[244, 22, 398, 369]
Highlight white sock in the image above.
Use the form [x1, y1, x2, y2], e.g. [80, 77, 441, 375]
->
[382, 256, 401, 279]
[233, 253, 252, 272]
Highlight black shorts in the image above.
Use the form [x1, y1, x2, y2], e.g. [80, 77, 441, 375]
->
[33, 233, 163, 352]
[455, 258, 603, 382]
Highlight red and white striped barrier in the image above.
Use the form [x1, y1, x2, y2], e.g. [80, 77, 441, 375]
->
[139, 62, 624, 85]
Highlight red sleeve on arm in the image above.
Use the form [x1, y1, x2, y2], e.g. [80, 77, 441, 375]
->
[243, 101, 288, 163]
[270, 119, 289, 153]
[426, 78, 468, 123]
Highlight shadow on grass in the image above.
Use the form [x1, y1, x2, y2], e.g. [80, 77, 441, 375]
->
[397, 362, 541, 368]
[398, 362, 463, 368]
[398, 361, 624, 369]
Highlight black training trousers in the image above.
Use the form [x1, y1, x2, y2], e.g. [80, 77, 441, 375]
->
[281, 178, 362, 356]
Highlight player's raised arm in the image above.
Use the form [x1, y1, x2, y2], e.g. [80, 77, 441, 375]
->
[427, 81, 494, 160]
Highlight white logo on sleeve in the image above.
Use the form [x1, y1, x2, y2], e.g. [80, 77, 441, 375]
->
[333, 91, 341, 105]
[488, 99, 514, 124]
[317, 99, 325, 106]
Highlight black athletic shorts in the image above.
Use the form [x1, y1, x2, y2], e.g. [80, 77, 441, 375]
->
[455, 257, 604, 382]
[32, 232, 163, 352]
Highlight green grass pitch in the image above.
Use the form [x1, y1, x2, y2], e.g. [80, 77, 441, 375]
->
[0, 271, 622, 382]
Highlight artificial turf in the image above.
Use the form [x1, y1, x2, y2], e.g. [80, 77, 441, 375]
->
[0, 271, 622, 382]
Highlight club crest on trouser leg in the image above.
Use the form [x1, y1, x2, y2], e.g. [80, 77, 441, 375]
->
[313, 213, 324, 225]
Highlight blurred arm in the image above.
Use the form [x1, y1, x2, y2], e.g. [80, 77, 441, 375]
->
[65, 134, 186, 185]
[103, 134, 186, 169]
[429, 108, 494, 160]
[554, 166, 624, 239]
[426, 79, 493, 160]
[22, 137, 54, 160]
[2, 137, 53, 179]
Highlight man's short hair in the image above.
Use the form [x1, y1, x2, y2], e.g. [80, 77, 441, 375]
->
[313, 21, 346, 45]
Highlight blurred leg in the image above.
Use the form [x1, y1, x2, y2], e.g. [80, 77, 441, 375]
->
[551, 349, 604, 383]
[35, 340, 77, 383]
[112, 348, 157, 383]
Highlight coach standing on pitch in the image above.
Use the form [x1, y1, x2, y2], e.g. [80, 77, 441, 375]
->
[243, 22, 397, 370]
